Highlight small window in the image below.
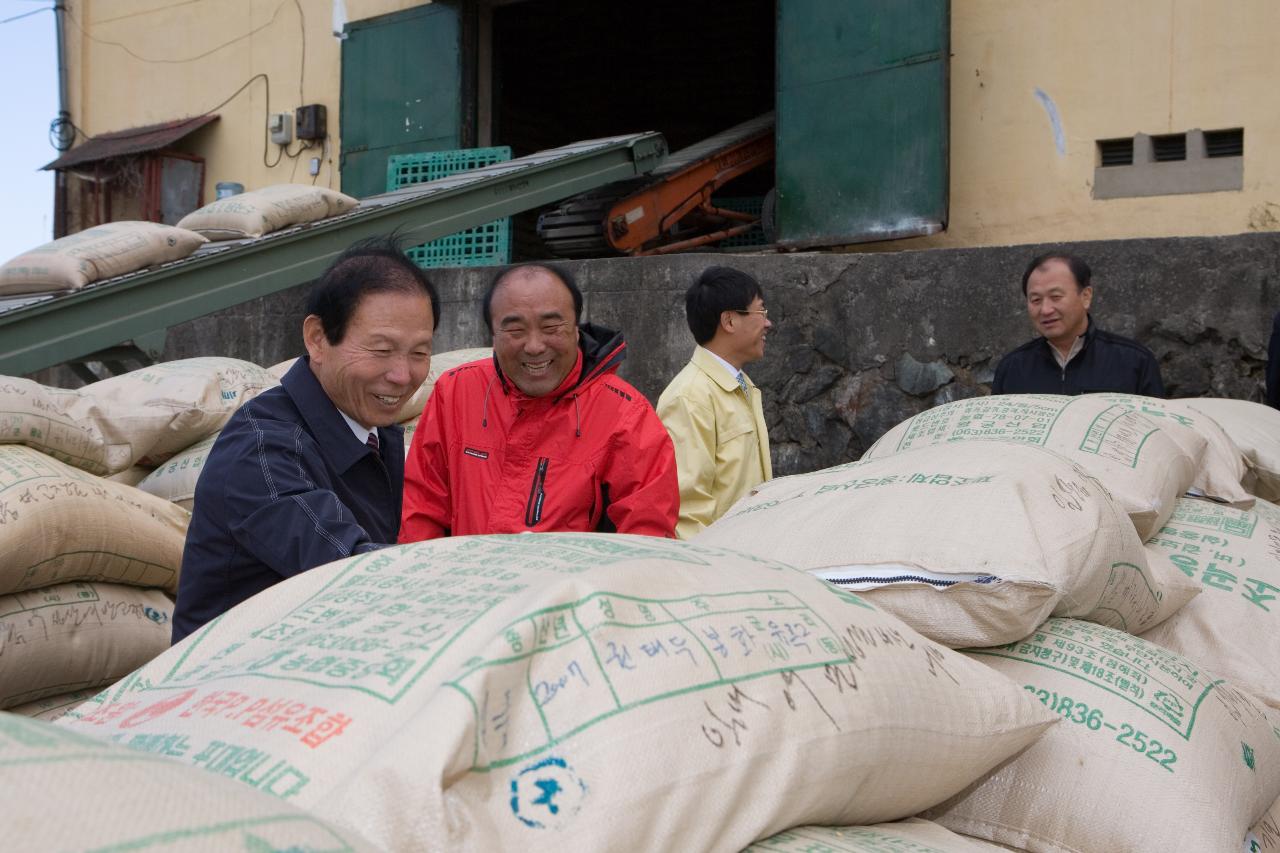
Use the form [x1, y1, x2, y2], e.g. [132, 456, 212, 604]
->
[1152, 133, 1187, 162]
[1205, 128, 1244, 158]
[1098, 138, 1134, 167]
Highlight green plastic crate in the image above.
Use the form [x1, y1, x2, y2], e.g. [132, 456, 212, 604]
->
[711, 196, 767, 249]
[387, 147, 513, 268]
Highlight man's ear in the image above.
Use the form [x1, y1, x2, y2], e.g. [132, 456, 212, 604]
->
[719, 310, 737, 336]
[302, 315, 327, 362]
[1080, 286, 1094, 311]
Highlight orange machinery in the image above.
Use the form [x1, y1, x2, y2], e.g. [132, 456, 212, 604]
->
[538, 112, 774, 257]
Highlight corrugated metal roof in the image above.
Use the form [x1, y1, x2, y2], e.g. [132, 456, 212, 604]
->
[43, 115, 219, 171]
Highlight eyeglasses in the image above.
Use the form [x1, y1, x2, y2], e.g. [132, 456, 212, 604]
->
[733, 308, 769, 318]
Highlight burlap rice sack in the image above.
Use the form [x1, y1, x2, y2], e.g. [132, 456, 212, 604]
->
[137, 432, 217, 511]
[1183, 397, 1280, 502]
[926, 618, 1280, 852]
[106, 464, 154, 486]
[863, 394, 1198, 539]
[176, 184, 359, 240]
[0, 357, 277, 474]
[1087, 393, 1252, 507]
[8, 688, 98, 723]
[268, 347, 492, 423]
[59, 534, 1057, 852]
[696, 442, 1197, 648]
[0, 713, 380, 852]
[1141, 496, 1280, 709]
[1249, 795, 1280, 852]
[0, 446, 188, 594]
[0, 581, 173, 709]
[0, 221, 206, 295]
[746, 820, 1014, 852]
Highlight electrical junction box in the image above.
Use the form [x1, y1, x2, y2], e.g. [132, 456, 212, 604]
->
[296, 104, 327, 140]
[268, 113, 293, 145]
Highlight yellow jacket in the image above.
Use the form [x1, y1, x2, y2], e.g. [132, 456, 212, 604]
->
[656, 347, 772, 539]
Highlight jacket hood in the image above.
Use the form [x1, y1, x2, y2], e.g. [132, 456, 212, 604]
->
[572, 321, 626, 393]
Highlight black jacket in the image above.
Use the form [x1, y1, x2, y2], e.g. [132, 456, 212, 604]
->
[1267, 311, 1280, 409]
[172, 357, 403, 643]
[992, 316, 1165, 397]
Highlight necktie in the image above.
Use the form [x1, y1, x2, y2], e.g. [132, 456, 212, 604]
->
[366, 431, 379, 452]
[736, 373, 749, 394]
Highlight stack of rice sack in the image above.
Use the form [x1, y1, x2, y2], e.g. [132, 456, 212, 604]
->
[0, 358, 277, 714]
[56, 533, 1063, 851]
[696, 393, 1280, 850]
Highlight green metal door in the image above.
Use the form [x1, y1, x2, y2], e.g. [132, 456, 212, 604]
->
[340, 4, 464, 200]
[775, 0, 949, 247]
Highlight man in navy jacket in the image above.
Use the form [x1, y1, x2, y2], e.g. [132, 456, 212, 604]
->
[171, 238, 440, 643]
[992, 253, 1165, 397]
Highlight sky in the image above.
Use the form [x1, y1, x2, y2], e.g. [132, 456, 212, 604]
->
[0, 2, 58, 263]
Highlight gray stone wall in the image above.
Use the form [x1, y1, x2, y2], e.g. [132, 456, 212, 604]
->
[155, 232, 1278, 477]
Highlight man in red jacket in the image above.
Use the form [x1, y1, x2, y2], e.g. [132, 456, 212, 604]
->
[400, 263, 679, 540]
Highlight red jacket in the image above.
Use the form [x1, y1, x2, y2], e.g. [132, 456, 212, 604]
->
[400, 324, 679, 540]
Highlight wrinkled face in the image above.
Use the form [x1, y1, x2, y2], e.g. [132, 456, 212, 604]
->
[491, 269, 580, 397]
[304, 289, 434, 429]
[1025, 259, 1092, 349]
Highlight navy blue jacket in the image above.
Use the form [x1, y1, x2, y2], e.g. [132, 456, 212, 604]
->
[1267, 311, 1280, 409]
[172, 358, 404, 643]
[992, 316, 1165, 397]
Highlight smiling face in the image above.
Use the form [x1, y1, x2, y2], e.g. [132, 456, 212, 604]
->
[1025, 258, 1092, 351]
[490, 268, 580, 397]
[303, 288, 435, 429]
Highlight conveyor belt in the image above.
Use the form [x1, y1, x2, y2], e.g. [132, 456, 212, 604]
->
[0, 132, 667, 377]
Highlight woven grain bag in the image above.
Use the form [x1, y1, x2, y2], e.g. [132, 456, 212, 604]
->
[696, 442, 1197, 648]
[59, 534, 1056, 853]
[267, 346, 493, 423]
[0, 713, 380, 852]
[137, 432, 217, 510]
[1141, 496, 1280, 709]
[8, 688, 98, 723]
[176, 184, 359, 240]
[0, 446, 188, 594]
[1182, 397, 1280, 502]
[0, 581, 173, 709]
[745, 820, 1014, 852]
[1250, 796, 1280, 852]
[863, 394, 1197, 539]
[1086, 393, 1252, 507]
[0, 357, 277, 474]
[0, 221, 206, 295]
[926, 618, 1280, 852]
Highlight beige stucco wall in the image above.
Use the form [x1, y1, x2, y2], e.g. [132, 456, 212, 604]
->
[63, 0, 427, 205]
[61, 0, 1280, 247]
[869, 0, 1280, 250]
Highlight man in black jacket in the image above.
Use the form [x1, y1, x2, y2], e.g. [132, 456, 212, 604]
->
[992, 252, 1165, 397]
[1267, 311, 1279, 409]
[172, 237, 440, 643]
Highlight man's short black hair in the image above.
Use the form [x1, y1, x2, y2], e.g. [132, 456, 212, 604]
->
[684, 266, 764, 345]
[482, 263, 583, 329]
[1021, 252, 1092, 295]
[307, 235, 441, 343]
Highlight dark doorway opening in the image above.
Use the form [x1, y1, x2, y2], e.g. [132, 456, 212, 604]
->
[490, 0, 776, 258]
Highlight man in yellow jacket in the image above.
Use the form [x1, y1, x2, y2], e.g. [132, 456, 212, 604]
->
[657, 266, 773, 539]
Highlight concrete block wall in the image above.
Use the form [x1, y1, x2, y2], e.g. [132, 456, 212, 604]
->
[160, 232, 1278, 477]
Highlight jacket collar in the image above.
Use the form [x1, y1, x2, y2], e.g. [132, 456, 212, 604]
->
[691, 346, 750, 393]
[1039, 314, 1098, 363]
[281, 356, 393, 474]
